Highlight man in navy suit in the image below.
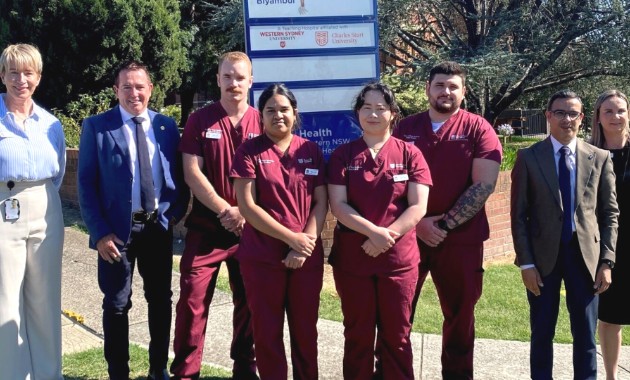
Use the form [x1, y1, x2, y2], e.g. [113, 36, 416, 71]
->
[78, 60, 189, 380]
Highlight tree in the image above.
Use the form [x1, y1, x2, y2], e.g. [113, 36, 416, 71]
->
[177, 0, 245, 128]
[379, 0, 630, 124]
[0, 0, 187, 110]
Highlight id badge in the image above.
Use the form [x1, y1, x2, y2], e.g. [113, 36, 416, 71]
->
[393, 173, 409, 182]
[4, 198, 20, 221]
[205, 130, 222, 139]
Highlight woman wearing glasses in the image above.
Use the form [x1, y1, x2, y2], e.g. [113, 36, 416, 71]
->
[590, 89, 630, 380]
[0, 44, 65, 379]
[327, 82, 431, 379]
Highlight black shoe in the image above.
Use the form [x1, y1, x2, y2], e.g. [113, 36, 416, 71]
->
[232, 369, 260, 380]
[147, 369, 170, 380]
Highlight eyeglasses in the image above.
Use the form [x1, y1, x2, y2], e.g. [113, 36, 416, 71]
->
[551, 110, 582, 121]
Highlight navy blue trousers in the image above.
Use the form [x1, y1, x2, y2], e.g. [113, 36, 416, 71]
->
[527, 236, 598, 380]
[97, 222, 173, 380]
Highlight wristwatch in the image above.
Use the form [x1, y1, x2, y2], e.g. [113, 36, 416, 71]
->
[437, 219, 452, 232]
[600, 259, 615, 269]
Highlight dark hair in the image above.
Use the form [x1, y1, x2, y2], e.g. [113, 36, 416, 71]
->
[546, 89, 583, 111]
[429, 61, 466, 86]
[257, 83, 301, 131]
[352, 82, 401, 129]
[114, 60, 152, 86]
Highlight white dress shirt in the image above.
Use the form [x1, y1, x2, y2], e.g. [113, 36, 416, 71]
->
[521, 136, 577, 271]
[118, 107, 164, 212]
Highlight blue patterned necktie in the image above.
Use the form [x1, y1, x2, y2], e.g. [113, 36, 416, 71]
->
[559, 146, 572, 243]
[132, 116, 156, 212]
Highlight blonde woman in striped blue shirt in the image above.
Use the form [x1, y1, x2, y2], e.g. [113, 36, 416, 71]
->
[0, 43, 66, 380]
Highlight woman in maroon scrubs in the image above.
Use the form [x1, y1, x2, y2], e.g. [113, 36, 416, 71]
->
[327, 82, 432, 379]
[231, 83, 327, 380]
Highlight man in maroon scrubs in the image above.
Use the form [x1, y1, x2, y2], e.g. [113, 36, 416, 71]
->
[170, 51, 261, 380]
[393, 61, 502, 379]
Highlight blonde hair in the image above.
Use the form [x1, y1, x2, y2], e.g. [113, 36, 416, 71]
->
[0, 44, 43, 77]
[590, 90, 630, 148]
[218, 51, 252, 74]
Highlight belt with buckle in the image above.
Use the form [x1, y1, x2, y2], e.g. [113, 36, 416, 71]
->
[131, 210, 157, 224]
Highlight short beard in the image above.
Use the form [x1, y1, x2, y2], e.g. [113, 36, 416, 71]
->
[431, 98, 461, 114]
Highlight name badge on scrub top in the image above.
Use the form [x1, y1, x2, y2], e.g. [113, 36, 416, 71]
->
[3, 198, 20, 220]
[205, 130, 222, 139]
[305, 168, 319, 176]
[393, 174, 409, 182]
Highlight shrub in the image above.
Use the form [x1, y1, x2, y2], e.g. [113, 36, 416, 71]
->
[53, 89, 115, 148]
[160, 104, 182, 126]
[500, 136, 542, 171]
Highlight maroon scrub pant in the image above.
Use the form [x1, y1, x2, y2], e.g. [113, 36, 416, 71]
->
[334, 265, 418, 380]
[412, 240, 484, 380]
[240, 261, 323, 380]
[171, 229, 256, 379]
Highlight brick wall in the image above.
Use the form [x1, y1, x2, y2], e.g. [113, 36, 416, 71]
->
[60, 150, 516, 263]
[484, 171, 515, 263]
[60, 149, 80, 208]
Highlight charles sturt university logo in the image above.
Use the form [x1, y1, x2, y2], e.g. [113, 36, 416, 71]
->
[315, 31, 328, 46]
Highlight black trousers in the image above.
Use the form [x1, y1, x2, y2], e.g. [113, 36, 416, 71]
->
[97, 221, 173, 379]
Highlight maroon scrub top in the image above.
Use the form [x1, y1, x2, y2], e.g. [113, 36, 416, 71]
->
[230, 134, 326, 268]
[394, 109, 502, 243]
[327, 136, 432, 274]
[178, 102, 262, 245]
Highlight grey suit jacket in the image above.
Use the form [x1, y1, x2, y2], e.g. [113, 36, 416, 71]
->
[510, 137, 618, 280]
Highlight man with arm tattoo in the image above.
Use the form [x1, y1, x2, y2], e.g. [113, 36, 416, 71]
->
[392, 61, 502, 380]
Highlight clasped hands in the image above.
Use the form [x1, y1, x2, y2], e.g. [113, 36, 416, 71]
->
[218, 206, 245, 236]
[282, 232, 317, 269]
[361, 226, 400, 257]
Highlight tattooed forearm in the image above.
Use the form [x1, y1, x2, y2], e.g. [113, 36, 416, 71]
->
[444, 182, 496, 228]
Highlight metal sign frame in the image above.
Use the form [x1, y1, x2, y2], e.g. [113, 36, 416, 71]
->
[244, 0, 379, 159]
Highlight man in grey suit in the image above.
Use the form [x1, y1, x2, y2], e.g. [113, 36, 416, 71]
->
[511, 89, 619, 379]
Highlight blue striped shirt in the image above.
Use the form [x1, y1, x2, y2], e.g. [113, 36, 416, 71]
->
[0, 94, 66, 189]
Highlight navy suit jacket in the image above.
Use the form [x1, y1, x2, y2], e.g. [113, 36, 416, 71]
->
[78, 106, 189, 249]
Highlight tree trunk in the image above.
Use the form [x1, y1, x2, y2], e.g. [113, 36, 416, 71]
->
[179, 88, 195, 130]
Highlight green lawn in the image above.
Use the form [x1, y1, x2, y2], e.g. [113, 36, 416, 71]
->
[217, 262, 628, 345]
[63, 344, 232, 380]
[66, 261, 625, 378]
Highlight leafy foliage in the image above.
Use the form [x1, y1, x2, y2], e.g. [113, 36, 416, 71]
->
[381, 72, 428, 117]
[160, 104, 183, 126]
[53, 89, 115, 148]
[0, 0, 187, 110]
[499, 136, 542, 171]
[378, 0, 630, 124]
[176, 0, 245, 127]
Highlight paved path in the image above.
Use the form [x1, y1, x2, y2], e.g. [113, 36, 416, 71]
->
[61, 223, 630, 379]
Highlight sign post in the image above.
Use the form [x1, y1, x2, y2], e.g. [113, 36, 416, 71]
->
[244, 0, 379, 159]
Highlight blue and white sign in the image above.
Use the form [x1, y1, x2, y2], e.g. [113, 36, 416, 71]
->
[246, 0, 374, 19]
[249, 23, 376, 51]
[244, 0, 379, 159]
